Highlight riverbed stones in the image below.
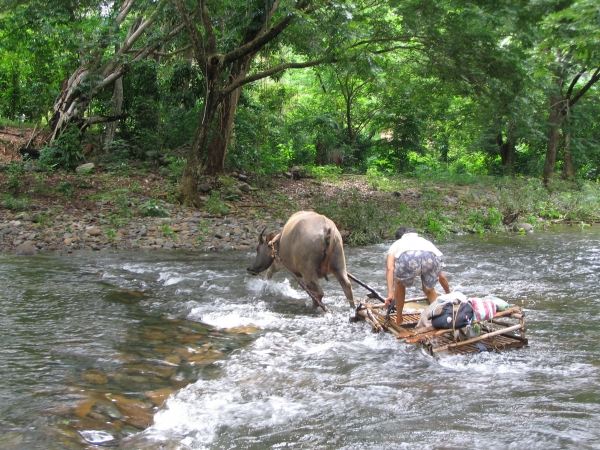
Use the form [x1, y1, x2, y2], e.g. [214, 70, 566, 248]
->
[0, 199, 297, 253]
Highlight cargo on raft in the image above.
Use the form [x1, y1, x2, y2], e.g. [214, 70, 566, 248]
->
[354, 296, 528, 357]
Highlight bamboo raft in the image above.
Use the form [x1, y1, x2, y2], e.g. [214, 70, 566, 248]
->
[355, 297, 528, 357]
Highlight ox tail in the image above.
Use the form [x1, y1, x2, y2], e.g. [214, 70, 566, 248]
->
[317, 227, 335, 279]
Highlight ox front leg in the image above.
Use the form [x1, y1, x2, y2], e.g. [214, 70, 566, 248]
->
[265, 261, 282, 280]
[305, 278, 326, 311]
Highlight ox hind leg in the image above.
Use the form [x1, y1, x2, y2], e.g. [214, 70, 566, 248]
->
[331, 270, 355, 308]
[330, 251, 355, 308]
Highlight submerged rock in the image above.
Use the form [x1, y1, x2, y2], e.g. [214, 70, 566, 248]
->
[82, 369, 109, 385]
[78, 430, 117, 446]
[512, 222, 534, 232]
[15, 242, 36, 256]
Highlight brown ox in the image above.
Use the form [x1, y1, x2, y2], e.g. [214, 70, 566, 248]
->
[246, 211, 355, 310]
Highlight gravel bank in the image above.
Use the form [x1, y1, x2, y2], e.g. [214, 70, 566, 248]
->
[0, 206, 286, 255]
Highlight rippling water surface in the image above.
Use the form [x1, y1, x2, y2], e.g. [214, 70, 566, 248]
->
[1, 225, 599, 449]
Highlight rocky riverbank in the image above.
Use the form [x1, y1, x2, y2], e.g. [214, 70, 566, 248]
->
[0, 166, 554, 256]
[0, 206, 285, 255]
[0, 168, 336, 255]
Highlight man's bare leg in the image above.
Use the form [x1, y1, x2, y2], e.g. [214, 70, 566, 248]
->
[394, 280, 406, 325]
[422, 284, 439, 304]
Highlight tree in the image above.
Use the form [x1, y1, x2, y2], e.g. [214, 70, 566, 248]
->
[171, 0, 344, 204]
[537, 0, 600, 182]
[48, 0, 184, 143]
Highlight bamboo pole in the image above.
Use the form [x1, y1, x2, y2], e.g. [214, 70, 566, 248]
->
[362, 296, 427, 308]
[432, 324, 525, 353]
[366, 309, 383, 332]
[400, 306, 522, 342]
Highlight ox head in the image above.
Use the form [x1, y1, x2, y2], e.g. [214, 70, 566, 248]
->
[246, 228, 278, 275]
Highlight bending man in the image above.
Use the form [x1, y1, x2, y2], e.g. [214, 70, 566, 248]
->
[385, 226, 450, 325]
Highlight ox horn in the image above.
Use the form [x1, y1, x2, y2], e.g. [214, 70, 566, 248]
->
[259, 227, 267, 244]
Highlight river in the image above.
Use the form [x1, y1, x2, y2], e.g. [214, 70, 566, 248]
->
[0, 225, 599, 449]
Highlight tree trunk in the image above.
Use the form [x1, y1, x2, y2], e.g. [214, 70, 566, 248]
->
[497, 136, 515, 174]
[103, 76, 123, 150]
[49, 67, 91, 142]
[203, 86, 243, 175]
[180, 52, 254, 188]
[315, 140, 328, 165]
[346, 100, 355, 144]
[178, 77, 222, 206]
[561, 129, 574, 180]
[542, 93, 564, 183]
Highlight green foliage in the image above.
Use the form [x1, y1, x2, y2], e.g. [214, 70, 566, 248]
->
[160, 157, 186, 185]
[105, 228, 116, 241]
[119, 60, 161, 155]
[0, 194, 30, 211]
[56, 181, 74, 200]
[205, 191, 229, 216]
[4, 162, 26, 194]
[1, 0, 600, 192]
[463, 208, 504, 234]
[101, 140, 133, 173]
[39, 125, 84, 170]
[139, 199, 169, 217]
[159, 223, 176, 239]
[313, 188, 396, 245]
[308, 165, 343, 181]
[33, 212, 51, 228]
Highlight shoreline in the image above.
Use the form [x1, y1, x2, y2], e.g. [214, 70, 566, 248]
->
[0, 206, 286, 255]
[2, 170, 598, 256]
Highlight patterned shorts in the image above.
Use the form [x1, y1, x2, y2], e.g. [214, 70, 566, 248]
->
[394, 250, 445, 289]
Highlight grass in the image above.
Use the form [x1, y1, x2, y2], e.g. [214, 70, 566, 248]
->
[312, 172, 600, 244]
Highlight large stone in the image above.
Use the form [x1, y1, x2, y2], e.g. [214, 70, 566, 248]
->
[85, 227, 102, 236]
[15, 242, 36, 256]
[76, 163, 95, 174]
[512, 222, 534, 233]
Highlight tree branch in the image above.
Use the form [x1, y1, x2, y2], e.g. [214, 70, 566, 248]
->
[120, 0, 167, 55]
[115, 0, 136, 26]
[565, 68, 586, 101]
[200, 0, 217, 54]
[172, 0, 206, 69]
[221, 55, 334, 98]
[148, 44, 192, 57]
[84, 114, 129, 125]
[569, 66, 600, 107]
[223, 15, 295, 66]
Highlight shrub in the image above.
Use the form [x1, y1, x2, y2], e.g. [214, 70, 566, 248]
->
[38, 125, 84, 170]
[139, 199, 169, 217]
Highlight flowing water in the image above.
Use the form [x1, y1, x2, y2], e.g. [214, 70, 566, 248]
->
[1, 225, 599, 449]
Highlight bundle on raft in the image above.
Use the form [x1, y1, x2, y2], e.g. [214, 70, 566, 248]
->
[354, 296, 528, 357]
